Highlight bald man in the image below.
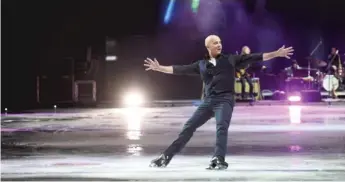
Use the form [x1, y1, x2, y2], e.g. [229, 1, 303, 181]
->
[144, 35, 293, 170]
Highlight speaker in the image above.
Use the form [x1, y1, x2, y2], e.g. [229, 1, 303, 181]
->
[74, 80, 97, 103]
[301, 90, 322, 102]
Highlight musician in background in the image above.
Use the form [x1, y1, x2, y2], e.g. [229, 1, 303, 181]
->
[327, 47, 340, 70]
[236, 46, 254, 99]
[326, 47, 343, 98]
[284, 59, 300, 78]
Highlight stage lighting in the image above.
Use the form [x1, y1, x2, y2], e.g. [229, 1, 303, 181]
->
[106, 56, 117, 61]
[191, 0, 200, 13]
[163, 0, 176, 24]
[288, 95, 301, 102]
[123, 91, 145, 107]
[105, 37, 118, 61]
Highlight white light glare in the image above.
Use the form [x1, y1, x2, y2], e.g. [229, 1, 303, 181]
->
[106, 56, 117, 61]
[123, 92, 145, 107]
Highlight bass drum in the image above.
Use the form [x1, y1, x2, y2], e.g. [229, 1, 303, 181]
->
[322, 75, 339, 91]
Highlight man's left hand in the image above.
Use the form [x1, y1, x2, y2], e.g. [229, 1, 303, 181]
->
[276, 45, 294, 59]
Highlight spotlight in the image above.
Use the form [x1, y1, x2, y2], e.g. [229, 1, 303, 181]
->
[123, 91, 145, 107]
[106, 56, 117, 61]
[288, 95, 301, 102]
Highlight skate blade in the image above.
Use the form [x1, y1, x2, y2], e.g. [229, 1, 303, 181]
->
[206, 165, 227, 170]
[149, 163, 166, 168]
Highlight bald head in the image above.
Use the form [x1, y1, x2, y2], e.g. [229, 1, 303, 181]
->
[241, 46, 251, 55]
[205, 35, 220, 47]
[204, 35, 222, 58]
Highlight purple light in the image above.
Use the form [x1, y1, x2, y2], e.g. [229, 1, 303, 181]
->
[288, 95, 301, 102]
[289, 145, 302, 152]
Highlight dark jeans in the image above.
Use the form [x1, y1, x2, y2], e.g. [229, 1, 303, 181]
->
[239, 76, 253, 97]
[164, 95, 234, 159]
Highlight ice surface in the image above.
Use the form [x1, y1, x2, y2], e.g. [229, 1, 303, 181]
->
[2, 105, 345, 181]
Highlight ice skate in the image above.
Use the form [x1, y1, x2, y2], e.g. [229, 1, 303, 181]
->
[206, 156, 228, 170]
[149, 154, 172, 168]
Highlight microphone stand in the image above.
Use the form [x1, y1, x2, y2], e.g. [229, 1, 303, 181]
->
[308, 40, 322, 90]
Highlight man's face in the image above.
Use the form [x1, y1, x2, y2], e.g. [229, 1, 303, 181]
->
[242, 46, 251, 55]
[292, 63, 298, 69]
[206, 36, 222, 56]
[331, 48, 337, 54]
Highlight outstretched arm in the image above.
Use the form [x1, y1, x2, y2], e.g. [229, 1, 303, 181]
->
[235, 45, 294, 68]
[155, 65, 174, 74]
[262, 50, 286, 61]
[144, 58, 200, 75]
[144, 58, 173, 74]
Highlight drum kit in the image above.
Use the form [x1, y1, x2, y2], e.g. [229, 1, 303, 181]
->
[291, 57, 344, 93]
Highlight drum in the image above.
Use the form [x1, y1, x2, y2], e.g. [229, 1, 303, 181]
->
[235, 77, 261, 100]
[285, 78, 305, 92]
[322, 75, 339, 91]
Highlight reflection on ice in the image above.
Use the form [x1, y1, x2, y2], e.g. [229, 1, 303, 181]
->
[127, 144, 143, 156]
[122, 107, 146, 140]
[289, 106, 301, 124]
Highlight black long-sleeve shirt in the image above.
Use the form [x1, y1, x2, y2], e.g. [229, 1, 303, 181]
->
[172, 53, 263, 97]
[328, 54, 340, 66]
[327, 54, 342, 74]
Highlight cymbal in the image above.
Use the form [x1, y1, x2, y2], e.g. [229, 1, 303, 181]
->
[312, 59, 327, 67]
[298, 67, 318, 71]
[305, 57, 327, 67]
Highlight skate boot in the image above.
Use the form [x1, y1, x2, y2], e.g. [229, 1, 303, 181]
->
[149, 154, 172, 168]
[206, 156, 228, 170]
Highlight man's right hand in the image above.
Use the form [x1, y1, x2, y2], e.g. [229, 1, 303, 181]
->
[144, 57, 174, 74]
[144, 58, 161, 71]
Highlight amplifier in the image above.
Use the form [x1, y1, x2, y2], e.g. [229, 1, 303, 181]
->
[74, 80, 97, 103]
[300, 90, 321, 102]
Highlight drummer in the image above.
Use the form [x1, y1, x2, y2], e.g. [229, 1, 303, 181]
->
[284, 59, 300, 78]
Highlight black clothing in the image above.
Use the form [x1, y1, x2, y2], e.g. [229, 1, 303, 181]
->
[328, 53, 340, 67]
[163, 95, 234, 158]
[173, 53, 263, 98]
[239, 75, 254, 97]
[327, 53, 341, 74]
[160, 53, 263, 162]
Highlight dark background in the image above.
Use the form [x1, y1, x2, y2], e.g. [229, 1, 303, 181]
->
[2, 0, 345, 111]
